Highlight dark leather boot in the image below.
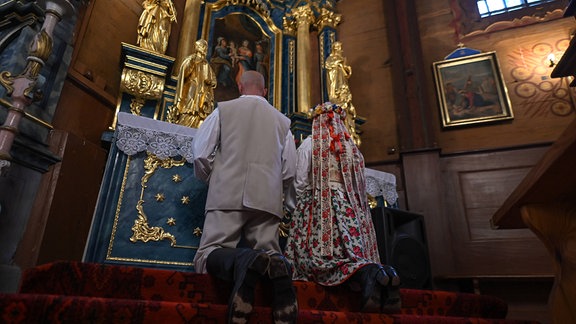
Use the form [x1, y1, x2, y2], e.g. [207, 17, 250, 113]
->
[349, 263, 401, 313]
[206, 248, 271, 323]
[268, 254, 298, 323]
[377, 265, 401, 313]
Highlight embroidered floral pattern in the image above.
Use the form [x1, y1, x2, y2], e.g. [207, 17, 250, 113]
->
[285, 102, 380, 286]
[285, 188, 380, 286]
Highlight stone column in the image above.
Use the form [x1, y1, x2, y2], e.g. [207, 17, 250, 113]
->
[292, 4, 315, 113]
[173, 0, 203, 75]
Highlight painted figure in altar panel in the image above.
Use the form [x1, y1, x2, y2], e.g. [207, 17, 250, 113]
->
[254, 41, 269, 79]
[137, 0, 177, 54]
[209, 14, 271, 102]
[325, 41, 360, 146]
[235, 39, 254, 88]
[169, 39, 217, 128]
[210, 37, 234, 89]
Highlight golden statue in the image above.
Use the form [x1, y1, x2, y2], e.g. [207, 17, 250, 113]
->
[137, 0, 177, 54]
[168, 39, 217, 128]
[325, 41, 360, 146]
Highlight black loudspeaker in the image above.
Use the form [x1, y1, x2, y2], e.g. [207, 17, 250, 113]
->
[371, 207, 432, 289]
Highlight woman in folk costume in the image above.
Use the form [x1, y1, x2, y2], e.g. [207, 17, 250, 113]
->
[284, 102, 401, 312]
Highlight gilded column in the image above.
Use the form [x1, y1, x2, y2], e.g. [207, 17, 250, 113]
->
[282, 16, 297, 115]
[292, 4, 315, 113]
[316, 7, 341, 103]
[174, 0, 203, 74]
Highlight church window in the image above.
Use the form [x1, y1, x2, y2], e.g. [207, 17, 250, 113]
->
[477, 0, 559, 18]
[452, 0, 567, 38]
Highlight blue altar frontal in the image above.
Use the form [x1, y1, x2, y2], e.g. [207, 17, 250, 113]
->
[84, 113, 206, 271]
[83, 112, 399, 272]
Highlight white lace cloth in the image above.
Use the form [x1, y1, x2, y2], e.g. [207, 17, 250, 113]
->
[115, 112, 198, 162]
[114, 112, 399, 205]
[365, 168, 398, 206]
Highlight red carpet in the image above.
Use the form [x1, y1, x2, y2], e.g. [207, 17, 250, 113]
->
[0, 261, 540, 323]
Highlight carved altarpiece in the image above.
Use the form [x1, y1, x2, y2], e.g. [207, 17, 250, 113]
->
[85, 0, 369, 271]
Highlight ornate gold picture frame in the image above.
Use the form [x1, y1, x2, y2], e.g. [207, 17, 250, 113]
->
[433, 51, 513, 128]
[201, 2, 282, 109]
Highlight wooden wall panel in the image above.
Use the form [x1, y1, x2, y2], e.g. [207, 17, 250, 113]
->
[402, 150, 454, 276]
[70, 0, 141, 100]
[441, 146, 554, 275]
[337, 0, 398, 163]
[15, 130, 107, 270]
[52, 81, 116, 145]
[416, 1, 576, 154]
[36, 131, 108, 265]
[458, 168, 534, 240]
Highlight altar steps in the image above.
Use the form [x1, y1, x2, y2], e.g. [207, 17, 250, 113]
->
[0, 261, 541, 323]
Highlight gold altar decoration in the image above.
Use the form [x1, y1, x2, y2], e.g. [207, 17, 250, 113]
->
[279, 221, 290, 238]
[129, 152, 186, 247]
[292, 4, 315, 113]
[283, 16, 297, 37]
[167, 39, 217, 128]
[316, 8, 339, 70]
[325, 41, 360, 146]
[316, 7, 341, 31]
[120, 68, 166, 115]
[137, 0, 177, 55]
[221, 0, 270, 17]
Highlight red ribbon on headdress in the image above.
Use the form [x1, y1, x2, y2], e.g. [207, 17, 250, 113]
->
[326, 111, 344, 160]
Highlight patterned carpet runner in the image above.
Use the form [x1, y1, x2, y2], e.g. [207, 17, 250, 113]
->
[0, 261, 541, 323]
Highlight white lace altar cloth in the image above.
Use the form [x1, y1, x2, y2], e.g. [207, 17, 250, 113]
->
[365, 168, 398, 206]
[114, 112, 398, 204]
[115, 112, 198, 162]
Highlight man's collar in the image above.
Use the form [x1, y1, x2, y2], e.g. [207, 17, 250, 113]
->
[240, 95, 268, 103]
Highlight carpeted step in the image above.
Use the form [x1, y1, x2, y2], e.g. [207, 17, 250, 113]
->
[0, 293, 540, 324]
[19, 261, 508, 319]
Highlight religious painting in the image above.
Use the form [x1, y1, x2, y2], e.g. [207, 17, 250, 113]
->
[208, 13, 271, 102]
[433, 51, 513, 128]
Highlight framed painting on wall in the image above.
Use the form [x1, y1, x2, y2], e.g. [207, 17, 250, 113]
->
[433, 51, 513, 128]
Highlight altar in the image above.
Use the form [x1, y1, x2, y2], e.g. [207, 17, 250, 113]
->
[83, 0, 398, 271]
[84, 112, 399, 271]
[84, 113, 206, 271]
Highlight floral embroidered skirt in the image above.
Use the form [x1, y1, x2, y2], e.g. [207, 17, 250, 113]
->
[284, 188, 381, 286]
